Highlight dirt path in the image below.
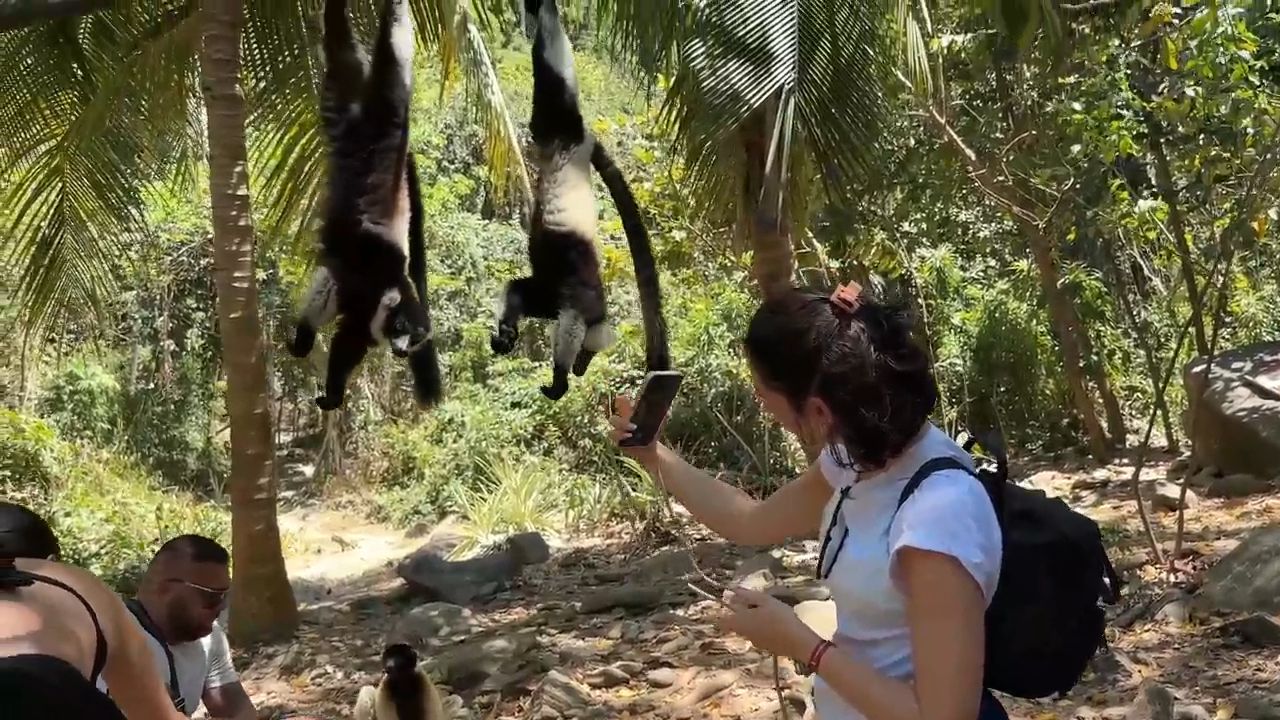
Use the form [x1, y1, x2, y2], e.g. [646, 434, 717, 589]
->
[234, 454, 1280, 720]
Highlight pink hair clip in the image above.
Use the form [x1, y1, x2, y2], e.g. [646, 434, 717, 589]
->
[829, 282, 863, 316]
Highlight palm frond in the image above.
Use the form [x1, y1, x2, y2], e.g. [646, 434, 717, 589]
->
[656, 0, 891, 213]
[0, 3, 204, 336]
[448, 5, 532, 211]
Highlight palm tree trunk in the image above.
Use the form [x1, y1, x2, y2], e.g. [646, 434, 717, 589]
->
[198, 0, 298, 645]
[739, 105, 796, 301]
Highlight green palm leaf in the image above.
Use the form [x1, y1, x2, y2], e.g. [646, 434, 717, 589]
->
[588, 0, 890, 220]
[0, 4, 201, 335]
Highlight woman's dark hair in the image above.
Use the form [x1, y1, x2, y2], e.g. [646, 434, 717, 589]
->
[744, 286, 938, 470]
[0, 501, 61, 559]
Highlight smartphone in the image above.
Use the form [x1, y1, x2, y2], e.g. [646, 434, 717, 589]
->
[619, 370, 683, 447]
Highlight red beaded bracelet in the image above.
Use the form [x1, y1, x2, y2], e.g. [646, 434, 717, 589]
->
[806, 639, 834, 674]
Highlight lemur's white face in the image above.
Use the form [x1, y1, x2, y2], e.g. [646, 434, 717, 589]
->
[374, 288, 429, 357]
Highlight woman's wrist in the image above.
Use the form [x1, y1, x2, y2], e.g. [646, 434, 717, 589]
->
[789, 625, 825, 666]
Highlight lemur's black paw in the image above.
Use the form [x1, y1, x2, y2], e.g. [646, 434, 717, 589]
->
[572, 352, 594, 378]
[490, 327, 518, 355]
[315, 394, 343, 411]
[288, 325, 316, 358]
[540, 381, 568, 401]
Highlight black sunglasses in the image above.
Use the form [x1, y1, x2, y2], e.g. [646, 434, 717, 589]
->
[165, 578, 229, 609]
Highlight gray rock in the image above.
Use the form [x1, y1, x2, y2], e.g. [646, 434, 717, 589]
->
[532, 670, 595, 718]
[389, 602, 477, 647]
[1151, 482, 1198, 513]
[1194, 525, 1280, 614]
[396, 532, 550, 605]
[645, 668, 678, 687]
[579, 584, 665, 614]
[735, 551, 787, 579]
[507, 531, 551, 565]
[1154, 592, 1192, 625]
[1237, 696, 1280, 720]
[611, 661, 643, 677]
[1203, 473, 1274, 499]
[584, 666, 631, 688]
[1126, 681, 1174, 720]
[1221, 613, 1280, 647]
[1184, 342, 1280, 478]
[425, 631, 541, 692]
[1174, 705, 1212, 720]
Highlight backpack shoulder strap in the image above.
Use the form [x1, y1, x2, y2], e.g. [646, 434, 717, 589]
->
[123, 597, 186, 713]
[895, 456, 975, 511]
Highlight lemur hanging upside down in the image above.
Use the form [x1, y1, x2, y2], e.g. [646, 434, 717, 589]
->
[287, 0, 443, 412]
[490, 0, 672, 400]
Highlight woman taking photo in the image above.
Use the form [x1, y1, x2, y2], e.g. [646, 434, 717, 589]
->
[609, 284, 1006, 720]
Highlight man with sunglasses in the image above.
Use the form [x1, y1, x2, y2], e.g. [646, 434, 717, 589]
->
[97, 535, 257, 720]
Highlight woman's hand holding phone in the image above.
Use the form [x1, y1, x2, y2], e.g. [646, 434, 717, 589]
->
[609, 394, 665, 467]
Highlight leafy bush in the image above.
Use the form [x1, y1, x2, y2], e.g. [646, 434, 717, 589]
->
[38, 360, 123, 447]
[0, 408, 228, 590]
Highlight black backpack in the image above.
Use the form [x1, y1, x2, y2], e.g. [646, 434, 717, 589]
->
[895, 431, 1122, 699]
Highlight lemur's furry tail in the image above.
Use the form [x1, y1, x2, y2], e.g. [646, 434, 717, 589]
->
[590, 143, 671, 372]
[406, 153, 444, 407]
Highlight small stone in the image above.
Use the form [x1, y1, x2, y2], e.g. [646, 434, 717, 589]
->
[579, 585, 665, 614]
[1101, 707, 1129, 720]
[1221, 614, 1280, 647]
[1204, 474, 1274, 499]
[1154, 594, 1192, 625]
[1074, 706, 1101, 720]
[1151, 482, 1199, 513]
[646, 668, 678, 688]
[1237, 696, 1280, 720]
[658, 635, 691, 654]
[507, 531, 551, 565]
[1174, 705, 1212, 720]
[611, 661, 644, 677]
[735, 551, 787, 579]
[585, 665, 631, 688]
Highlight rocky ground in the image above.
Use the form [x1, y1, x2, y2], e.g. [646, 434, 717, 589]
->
[233, 451, 1280, 720]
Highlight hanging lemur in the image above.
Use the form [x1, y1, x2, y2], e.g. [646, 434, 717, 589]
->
[353, 644, 445, 720]
[489, 0, 671, 400]
[286, 0, 443, 411]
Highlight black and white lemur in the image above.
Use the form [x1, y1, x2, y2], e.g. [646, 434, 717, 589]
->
[286, 0, 443, 412]
[489, 0, 671, 400]
[354, 643, 445, 720]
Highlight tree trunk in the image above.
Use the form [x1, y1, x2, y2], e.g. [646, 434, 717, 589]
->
[198, 0, 298, 645]
[1147, 128, 1209, 357]
[739, 103, 795, 301]
[912, 93, 1111, 460]
[1021, 222, 1112, 460]
[0, 0, 108, 31]
[1076, 321, 1126, 447]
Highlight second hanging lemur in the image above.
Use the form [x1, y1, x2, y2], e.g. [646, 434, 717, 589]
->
[287, 0, 442, 411]
[490, 0, 671, 400]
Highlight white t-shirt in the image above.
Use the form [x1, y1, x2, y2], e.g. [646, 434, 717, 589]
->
[811, 424, 1003, 720]
[97, 613, 240, 717]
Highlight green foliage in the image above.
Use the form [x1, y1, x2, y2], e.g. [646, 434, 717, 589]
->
[0, 409, 227, 589]
[37, 360, 123, 448]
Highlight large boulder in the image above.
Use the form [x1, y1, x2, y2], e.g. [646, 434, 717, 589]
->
[1193, 524, 1280, 615]
[1183, 342, 1280, 478]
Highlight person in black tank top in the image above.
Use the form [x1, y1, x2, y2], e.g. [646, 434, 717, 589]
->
[0, 558, 127, 719]
[0, 502, 125, 719]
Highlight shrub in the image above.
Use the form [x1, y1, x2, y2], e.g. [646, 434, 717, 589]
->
[38, 360, 123, 448]
[0, 408, 227, 590]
